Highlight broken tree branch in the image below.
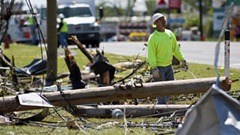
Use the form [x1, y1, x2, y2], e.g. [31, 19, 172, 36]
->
[68, 35, 93, 63]
[113, 61, 146, 84]
[64, 48, 85, 89]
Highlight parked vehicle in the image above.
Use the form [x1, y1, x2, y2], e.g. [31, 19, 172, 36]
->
[7, 0, 103, 47]
[107, 35, 128, 42]
[6, 14, 45, 44]
[175, 27, 201, 41]
[57, 0, 103, 47]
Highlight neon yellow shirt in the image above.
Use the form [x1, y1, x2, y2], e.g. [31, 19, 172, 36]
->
[147, 29, 185, 68]
[29, 16, 34, 26]
[60, 20, 68, 32]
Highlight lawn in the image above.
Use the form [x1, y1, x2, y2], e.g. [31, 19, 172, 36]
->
[4, 43, 239, 90]
[0, 43, 239, 135]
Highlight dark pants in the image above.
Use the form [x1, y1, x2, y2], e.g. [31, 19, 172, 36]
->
[30, 25, 36, 45]
[59, 32, 67, 48]
[151, 65, 174, 104]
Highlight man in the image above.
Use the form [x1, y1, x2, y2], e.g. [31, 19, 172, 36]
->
[57, 14, 68, 48]
[147, 13, 188, 104]
[29, 15, 37, 45]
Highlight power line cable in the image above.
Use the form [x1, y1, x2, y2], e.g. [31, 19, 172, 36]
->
[25, 0, 55, 92]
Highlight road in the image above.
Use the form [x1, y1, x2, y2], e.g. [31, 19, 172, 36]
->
[99, 41, 240, 69]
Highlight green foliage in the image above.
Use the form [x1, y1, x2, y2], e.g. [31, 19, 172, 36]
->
[204, 17, 213, 39]
[145, 0, 156, 15]
[182, 0, 213, 15]
[183, 15, 199, 28]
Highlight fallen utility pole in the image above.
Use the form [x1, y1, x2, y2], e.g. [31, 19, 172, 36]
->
[67, 104, 190, 118]
[0, 77, 230, 113]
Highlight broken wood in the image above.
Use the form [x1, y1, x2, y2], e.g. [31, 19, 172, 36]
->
[11, 56, 18, 90]
[113, 61, 146, 84]
[102, 71, 110, 85]
[69, 35, 115, 85]
[64, 48, 85, 89]
[113, 60, 144, 70]
[0, 77, 230, 113]
[55, 72, 99, 81]
[68, 104, 190, 118]
[69, 35, 93, 62]
[91, 49, 115, 85]
[0, 51, 11, 76]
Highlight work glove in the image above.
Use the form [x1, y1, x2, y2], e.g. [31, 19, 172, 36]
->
[151, 67, 160, 79]
[181, 60, 188, 70]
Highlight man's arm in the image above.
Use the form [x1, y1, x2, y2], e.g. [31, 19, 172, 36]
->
[171, 31, 184, 61]
[171, 31, 188, 69]
[147, 36, 157, 68]
[57, 21, 63, 32]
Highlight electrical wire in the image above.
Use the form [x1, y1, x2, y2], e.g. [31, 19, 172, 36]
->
[23, 1, 91, 126]
[24, 0, 56, 92]
[175, 68, 197, 79]
[22, 0, 71, 123]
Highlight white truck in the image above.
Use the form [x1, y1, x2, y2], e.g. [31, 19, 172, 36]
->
[6, 14, 44, 45]
[57, 0, 103, 47]
[7, 0, 103, 47]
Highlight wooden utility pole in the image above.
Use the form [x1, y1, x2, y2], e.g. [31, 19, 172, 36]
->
[69, 104, 190, 118]
[46, 0, 57, 86]
[0, 77, 231, 113]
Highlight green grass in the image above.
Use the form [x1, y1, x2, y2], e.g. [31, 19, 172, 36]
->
[173, 63, 240, 91]
[3, 43, 240, 90]
[0, 108, 174, 135]
[1, 43, 240, 134]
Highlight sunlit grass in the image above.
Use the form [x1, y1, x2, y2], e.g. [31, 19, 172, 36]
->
[3, 43, 240, 91]
[1, 43, 239, 134]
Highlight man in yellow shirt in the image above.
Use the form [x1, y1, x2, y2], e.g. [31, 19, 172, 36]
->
[57, 14, 68, 48]
[148, 13, 188, 104]
[29, 15, 37, 45]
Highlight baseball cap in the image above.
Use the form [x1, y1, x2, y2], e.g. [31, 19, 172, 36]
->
[152, 13, 164, 27]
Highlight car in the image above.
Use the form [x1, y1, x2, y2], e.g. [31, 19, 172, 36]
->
[174, 27, 201, 41]
[107, 35, 128, 42]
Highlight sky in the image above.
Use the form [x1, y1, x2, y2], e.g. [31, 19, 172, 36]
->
[18, 0, 147, 12]
[16, 0, 46, 10]
[32, 0, 46, 7]
[16, 0, 122, 7]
